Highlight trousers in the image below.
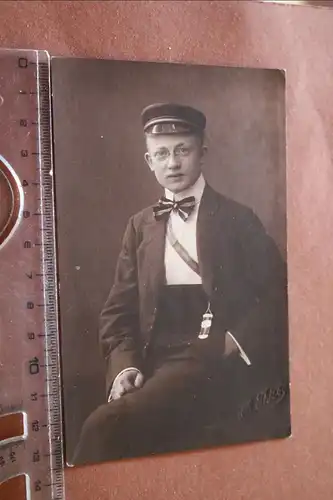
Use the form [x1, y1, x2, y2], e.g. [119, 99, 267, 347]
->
[72, 285, 288, 464]
[73, 285, 232, 464]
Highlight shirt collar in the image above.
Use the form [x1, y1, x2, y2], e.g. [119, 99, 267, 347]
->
[165, 174, 206, 203]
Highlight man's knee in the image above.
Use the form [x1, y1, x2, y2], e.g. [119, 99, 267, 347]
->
[73, 399, 131, 464]
[81, 399, 127, 439]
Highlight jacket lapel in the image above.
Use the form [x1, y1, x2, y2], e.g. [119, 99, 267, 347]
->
[138, 210, 166, 305]
[197, 185, 221, 296]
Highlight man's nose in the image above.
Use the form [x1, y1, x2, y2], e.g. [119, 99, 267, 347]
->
[167, 152, 181, 169]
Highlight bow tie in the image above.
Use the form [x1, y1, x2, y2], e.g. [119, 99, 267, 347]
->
[153, 195, 196, 221]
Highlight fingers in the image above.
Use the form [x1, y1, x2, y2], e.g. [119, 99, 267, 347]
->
[121, 376, 136, 393]
[134, 371, 144, 388]
[111, 370, 144, 400]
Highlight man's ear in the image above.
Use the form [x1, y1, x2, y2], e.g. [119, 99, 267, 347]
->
[200, 144, 208, 164]
[144, 152, 154, 171]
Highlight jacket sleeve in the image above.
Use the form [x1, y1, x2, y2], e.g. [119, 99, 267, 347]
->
[229, 209, 289, 389]
[99, 216, 143, 397]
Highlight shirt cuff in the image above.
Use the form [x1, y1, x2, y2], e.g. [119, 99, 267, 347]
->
[108, 367, 141, 402]
[226, 331, 252, 366]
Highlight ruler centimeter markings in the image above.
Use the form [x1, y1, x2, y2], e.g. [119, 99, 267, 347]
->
[0, 50, 65, 499]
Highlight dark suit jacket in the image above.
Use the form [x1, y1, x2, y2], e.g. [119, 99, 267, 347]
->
[100, 185, 289, 407]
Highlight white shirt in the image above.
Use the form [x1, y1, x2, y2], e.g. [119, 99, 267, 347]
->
[164, 174, 205, 285]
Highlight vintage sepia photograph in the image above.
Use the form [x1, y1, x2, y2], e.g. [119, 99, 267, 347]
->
[52, 58, 290, 466]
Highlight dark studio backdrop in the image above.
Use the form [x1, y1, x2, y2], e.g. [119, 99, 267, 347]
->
[51, 58, 287, 460]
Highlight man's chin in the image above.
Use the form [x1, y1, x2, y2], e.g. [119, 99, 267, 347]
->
[165, 178, 189, 194]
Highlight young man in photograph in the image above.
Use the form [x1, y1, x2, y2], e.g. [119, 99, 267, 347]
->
[73, 103, 289, 464]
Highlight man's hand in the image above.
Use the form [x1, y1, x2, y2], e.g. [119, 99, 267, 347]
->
[110, 369, 144, 401]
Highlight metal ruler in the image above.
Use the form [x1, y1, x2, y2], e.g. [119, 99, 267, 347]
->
[0, 50, 65, 499]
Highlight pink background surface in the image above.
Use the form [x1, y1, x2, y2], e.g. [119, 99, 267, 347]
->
[0, 1, 333, 499]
